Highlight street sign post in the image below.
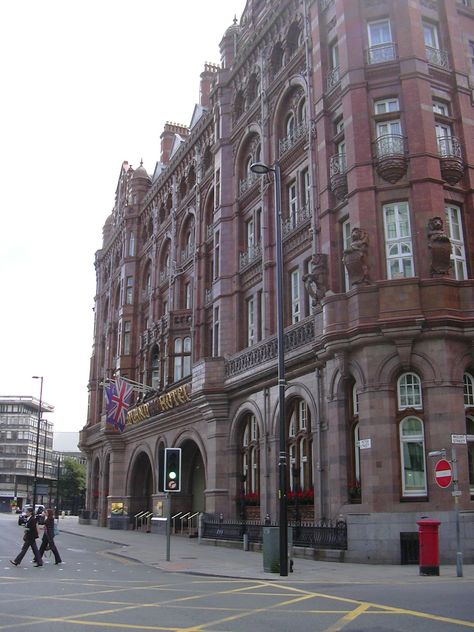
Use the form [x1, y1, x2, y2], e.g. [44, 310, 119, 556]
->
[434, 459, 453, 488]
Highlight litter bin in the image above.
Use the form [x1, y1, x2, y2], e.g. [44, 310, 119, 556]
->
[262, 526, 293, 573]
[417, 519, 441, 576]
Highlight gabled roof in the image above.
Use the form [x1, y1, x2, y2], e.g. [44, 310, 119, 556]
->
[190, 104, 208, 130]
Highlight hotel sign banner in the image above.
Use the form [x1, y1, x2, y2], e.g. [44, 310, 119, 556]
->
[126, 384, 191, 426]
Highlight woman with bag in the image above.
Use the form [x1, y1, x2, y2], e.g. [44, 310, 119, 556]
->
[39, 508, 62, 564]
[10, 507, 43, 567]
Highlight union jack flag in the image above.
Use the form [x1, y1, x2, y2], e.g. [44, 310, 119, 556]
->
[105, 377, 133, 432]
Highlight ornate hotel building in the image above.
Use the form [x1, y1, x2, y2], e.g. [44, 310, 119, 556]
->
[80, 0, 474, 563]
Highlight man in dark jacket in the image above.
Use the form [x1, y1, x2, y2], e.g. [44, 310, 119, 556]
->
[10, 507, 43, 567]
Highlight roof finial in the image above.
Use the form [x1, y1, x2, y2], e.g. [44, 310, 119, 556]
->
[233, 14, 237, 25]
[140, 158, 143, 167]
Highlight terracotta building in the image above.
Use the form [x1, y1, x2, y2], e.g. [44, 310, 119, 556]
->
[80, 0, 474, 563]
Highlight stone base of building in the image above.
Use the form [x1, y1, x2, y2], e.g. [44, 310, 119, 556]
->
[345, 511, 474, 564]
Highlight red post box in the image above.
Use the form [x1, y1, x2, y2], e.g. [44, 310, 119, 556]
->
[417, 519, 441, 576]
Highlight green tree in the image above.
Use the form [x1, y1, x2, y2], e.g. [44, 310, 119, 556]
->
[59, 457, 86, 508]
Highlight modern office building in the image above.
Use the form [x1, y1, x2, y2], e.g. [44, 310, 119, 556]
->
[80, 0, 474, 562]
[0, 396, 55, 511]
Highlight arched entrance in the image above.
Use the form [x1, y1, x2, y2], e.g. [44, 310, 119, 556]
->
[180, 440, 205, 513]
[128, 452, 153, 517]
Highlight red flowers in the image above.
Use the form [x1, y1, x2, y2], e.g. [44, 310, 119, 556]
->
[287, 488, 314, 504]
[238, 492, 260, 505]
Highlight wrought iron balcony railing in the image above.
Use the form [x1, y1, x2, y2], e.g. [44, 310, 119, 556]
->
[329, 153, 347, 177]
[367, 43, 397, 65]
[437, 135, 462, 159]
[239, 242, 262, 270]
[239, 171, 259, 195]
[326, 66, 340, 91]
[278, 120, 308, 156]
[425, 46, 450, 70]
[282, 204, 311, 237]
[374, 134, 406, 158]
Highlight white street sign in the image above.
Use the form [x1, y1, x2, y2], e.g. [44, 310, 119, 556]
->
[358, 438, 371, 449]
[451, 434, 467, 445]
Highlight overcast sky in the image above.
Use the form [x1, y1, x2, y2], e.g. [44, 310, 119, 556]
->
[0, 0, 246, 432]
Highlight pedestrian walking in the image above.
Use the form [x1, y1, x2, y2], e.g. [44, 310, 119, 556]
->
[38, 508, 62, 564]
[10, 507, 42, 567]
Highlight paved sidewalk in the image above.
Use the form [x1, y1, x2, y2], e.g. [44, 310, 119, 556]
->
[58, 516, 473, 583]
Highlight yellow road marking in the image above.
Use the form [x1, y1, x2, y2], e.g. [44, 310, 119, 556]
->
[322, 602, 371, 632]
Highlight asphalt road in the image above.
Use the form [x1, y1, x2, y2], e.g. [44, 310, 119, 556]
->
[0, 514, 473, 631]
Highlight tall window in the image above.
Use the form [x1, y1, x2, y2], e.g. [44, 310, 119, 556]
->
[376, 118, 402, 156]
[301, 168, 310, 208]
[445, 205, 467, 280]
[257, 289, 264, 342]
[128, 232, 136, 257]
[464, 374, 474, 494]
[126, 276, 133, 304]
[174, 336, 191, 381]
[383, 202, 414, 279]
[398, 373, 422, 409]
[467, 417, 474, 494]
[464, 372, 474, 407]
[212, 306, 220, 357]
[400, 417, 427, 496]
[342, 219, 351, 291]
[213, 230, 220, 280]
[470, 41, 474, 76]
[246, 217, 255, 251]
[241, 414, 260, 496]
[184, 281, 192, 309]
[288, 399, 312, 493]
[151, 346, 160, 390]
[368, 19, 395, 63]
[423, 21, 439, 49]
[290, 269, 300, 324]
[123, 321, 131, 355]
[215, 168, 221, 210]
[246, 297, 255, 347]
[287, 181, 297, 226]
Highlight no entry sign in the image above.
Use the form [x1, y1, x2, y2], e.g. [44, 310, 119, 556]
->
[435, 459, 453, 488]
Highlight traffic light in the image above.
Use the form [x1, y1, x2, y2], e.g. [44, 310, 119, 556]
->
[164, 448, 181, 492]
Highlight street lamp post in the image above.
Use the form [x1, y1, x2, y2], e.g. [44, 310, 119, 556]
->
[250, 161, 288, 576]
[32, 375, 43, 513]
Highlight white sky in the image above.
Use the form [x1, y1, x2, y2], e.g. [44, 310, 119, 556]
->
[0, 0, 246, 432]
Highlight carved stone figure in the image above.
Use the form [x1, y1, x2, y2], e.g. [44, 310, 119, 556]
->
[343, 227, 370, 286]
[428, 216, 451, 277]
[303, 254, 328, 306]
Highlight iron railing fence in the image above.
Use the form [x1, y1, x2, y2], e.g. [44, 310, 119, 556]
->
[201, 517, 347, 550]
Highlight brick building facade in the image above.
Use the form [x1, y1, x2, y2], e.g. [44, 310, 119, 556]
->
[80, 0, 474, 563]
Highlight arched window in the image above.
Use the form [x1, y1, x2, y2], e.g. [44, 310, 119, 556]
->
[399, 417, 427, 496]
[348, 381, 361, 502]
[179, 176, 187, 200]
[464, 373, 474, 407]
[286, 22, 301, 58]
[466, 417, 474, 494]
[241, 414, 260, 498]
[298, 97, 307, 125]
[234, 90, 245, 122]
[188, 166, 196, 189]
[247, 73, 259, 104]
[398, 373, 422, 410]
[286, 113, 296, 139]
[150, 345, 160, 390]
[287, 399, 312, 496]
[202, 146, 212, 173]
[271, 42, 284, 75]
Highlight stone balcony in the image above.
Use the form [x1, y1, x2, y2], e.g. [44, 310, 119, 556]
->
[317, 278, 474, 352]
